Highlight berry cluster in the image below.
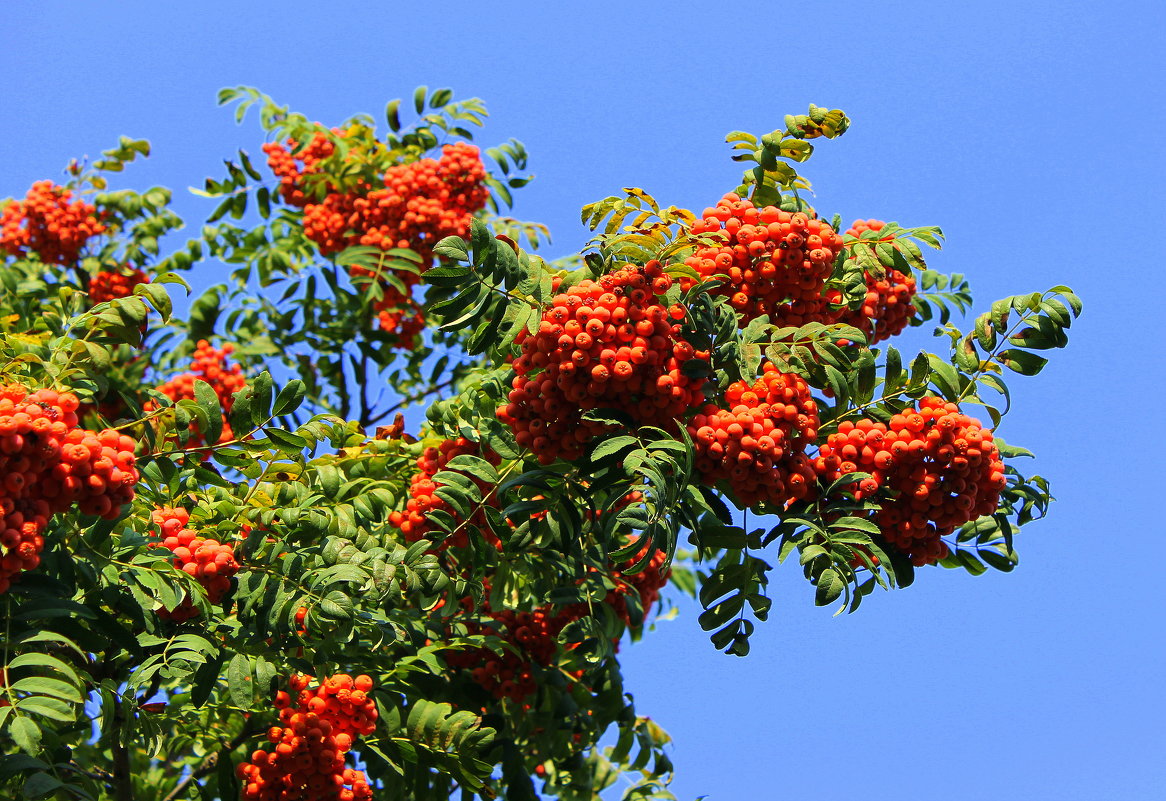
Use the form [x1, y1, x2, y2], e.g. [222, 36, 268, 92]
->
[151, 340, 246, 446]
[683, 193, 843, 327]
[89, 267, 149, 305]
[264, 134, 489, 343]
[238, 673, 376, 801]
[388, 437, 501, 550]
[447, 549, 668, 703]
[373, 286, 425, 349]
[498, 261, 709, 464]
[814, 397, 1007, 565]
[829, 219, 917, 344]
[150, 506, 239, 622]
[262, 131, 341, 209]
[0, 181, 106, 265]
[689, 363, 819, 507]
[0, 386, 138, 593]
[602, 543, 670, 629]
[445, 602, 571, 702]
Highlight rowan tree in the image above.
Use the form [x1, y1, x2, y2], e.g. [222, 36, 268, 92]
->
[0, 87, 1080, 801]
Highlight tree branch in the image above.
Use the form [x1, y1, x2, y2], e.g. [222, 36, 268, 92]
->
[160, 724, 256, 801]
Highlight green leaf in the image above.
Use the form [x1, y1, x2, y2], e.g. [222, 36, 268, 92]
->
[814, 568, 845, 606]
[19, 771, 62, 798]
[193, 380, 223, 445]
[14, 697, 73, 722]
[591, 435, 638, 463]
[385, 99, 402, 132]
[998, 348, 1048, 376]
[135, 281, 173, 321]
[8, 717, 40, 754]
[927, 355, 962, 399]
[250, 371, 274, 426]
[272, 380, 307, 416]
[7, 677, 83, 704]
[227, 653, 254, 708]
[264, 427, 308, 456]
[444, 454, 499, 484]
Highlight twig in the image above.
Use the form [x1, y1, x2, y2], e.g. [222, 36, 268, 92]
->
[380, 377, 457, 417]
[160, 725, 255, 801]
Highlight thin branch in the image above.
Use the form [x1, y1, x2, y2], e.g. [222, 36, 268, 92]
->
[160, 725, 256, 801]
[358, 349, 372, 428]
[61, 762, 116, 783]
[111, 737, 133, 801]
[380, 377, 457, 417]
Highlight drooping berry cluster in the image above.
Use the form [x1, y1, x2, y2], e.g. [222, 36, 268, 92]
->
[601, 543, 670, 629]
[0, 181, 106, 265]
[0, 386, 138, 592]
[498, 261, 710, 464]
[238, 673, 376, 801]
[447, 549, 668, 703]
[89, 267, 149, 305]
[688, 363, 820, 507]
[373, 286, 426, 349]
[294, 152, 488, 258]
[683, 193, 843, 327]
[814, 397, 1007, 565]
[150, 506, 239, 622]
[388, 437, 501, 550]
[151, 340, 247, 446]
[261, 131, 342, 209]
[445, 601, 571, 703]
[829, 219, 917, 344]
[264, 133, 489, 342]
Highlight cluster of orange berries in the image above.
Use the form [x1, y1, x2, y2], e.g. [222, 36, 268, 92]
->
[689, 363, 820, 507]
[388, 437, 501, 550]
[498, 261, 710, 464]
[814, 397, 1007, 565]
[152, 340, 246, 445]
[0, 181, 106, 265]
[238, 673, 376, 801]
[446, 602, 571, 702]
[372, 286, 425, 349]
[684, 194, 843, 327]
[599, 544, 670, 630]
[88, 267, 149, 305]
[447, 550, 668, 702]
[150, 506, 239, 622]
[0, 386, 138, 593]
[829, 219, 917, 344]
[264, 133, 488, 342]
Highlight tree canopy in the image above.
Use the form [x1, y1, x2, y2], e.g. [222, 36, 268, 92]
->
[0, 87, 1080, 801]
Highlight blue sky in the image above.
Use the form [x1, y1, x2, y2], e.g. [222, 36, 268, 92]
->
[3, 2, 1164, 799]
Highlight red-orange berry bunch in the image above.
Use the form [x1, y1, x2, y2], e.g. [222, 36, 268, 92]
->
[238, 673, 376, 801]
[372, 286, 425, 348]
[688, 363, 820, 507]
[388, 437, 501, 550]
[829, 219, 917, 344]
[605, 544, 670, 629]
[151, 340, 246, 445]
[264, 135, 489, 342]
[0, 181, 106, 265]
[89, 267, 149, 304]
[498, 261, 709, 464]
[150, 506, 239, 622]
[814, 397, 1007, 565]
[445, 601, 575, 703]
[0, 385, 138, 593]
[262, 131, 343, 208]
[683, 193, 843, 327]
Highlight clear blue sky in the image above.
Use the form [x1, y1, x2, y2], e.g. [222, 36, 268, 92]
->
[3, 2, 1164, 799]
